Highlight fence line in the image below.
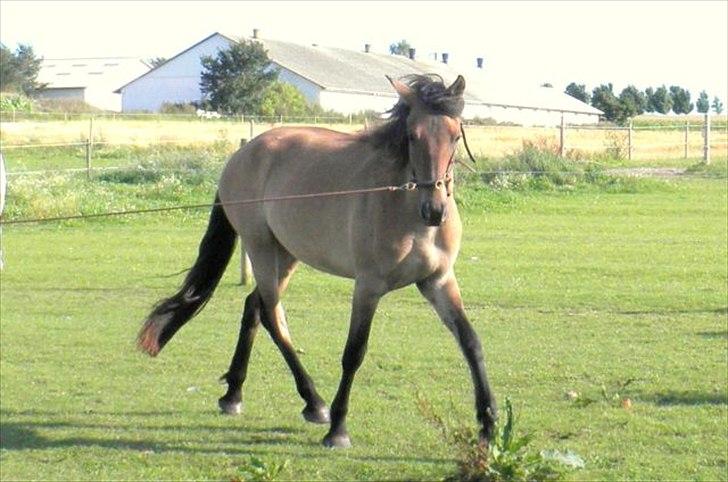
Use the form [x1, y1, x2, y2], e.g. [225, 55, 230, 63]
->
[1, 114, 726, 178]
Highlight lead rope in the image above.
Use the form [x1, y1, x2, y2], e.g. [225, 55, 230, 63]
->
[461, 123, 478, 164]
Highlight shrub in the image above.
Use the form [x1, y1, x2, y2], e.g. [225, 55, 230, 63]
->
[0, 92, 34, 112]
[480, 139, 604, 190]
[159, 102, 198, 115]
[33, 98, 100, 113]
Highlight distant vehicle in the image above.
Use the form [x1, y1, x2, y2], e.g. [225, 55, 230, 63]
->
[196, 109, 222, 119]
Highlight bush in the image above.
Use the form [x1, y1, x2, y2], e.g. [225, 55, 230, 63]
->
[33, 98, 100, 113]
[159, 102, 198, 115]
[0, 92, 34, 112]
[479, 139, 604, 190]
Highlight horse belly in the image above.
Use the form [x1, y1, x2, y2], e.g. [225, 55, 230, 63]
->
[265, 201, 357, 279]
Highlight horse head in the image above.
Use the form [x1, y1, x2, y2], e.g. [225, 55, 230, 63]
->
[387, 74, 466, 226]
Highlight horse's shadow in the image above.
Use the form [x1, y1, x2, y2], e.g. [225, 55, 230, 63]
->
[635, 390, 727, 407]
[0, 410, 450, 465]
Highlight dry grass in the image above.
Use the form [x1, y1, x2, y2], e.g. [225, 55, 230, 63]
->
[1, 117, 726, 161]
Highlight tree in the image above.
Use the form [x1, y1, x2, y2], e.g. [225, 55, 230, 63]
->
[389, 39, 412, 56]
[669, 85, 693, 114]
[199, 39, 278, 114]
[591, 83, 624, 123]
[564, 82, 590, 104]
[0, 43, 44, 94]
[695, 90, 710, 113]
[712, 96, 724, 115]
[646, 85, 672, 114]
[540, 82, 553, 88]
[258, 81, 310, 117]
[618, 85, 647, 119]
[147, 57, 167, 68]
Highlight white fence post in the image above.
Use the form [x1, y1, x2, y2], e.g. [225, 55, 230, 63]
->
[703, 114, 711, 164]
[684, 120, 689, 159]
[559, 114, 566, 157]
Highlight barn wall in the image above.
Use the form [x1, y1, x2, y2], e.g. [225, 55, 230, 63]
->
[34, 88, 86, 101]
[120, 34, 232, 112]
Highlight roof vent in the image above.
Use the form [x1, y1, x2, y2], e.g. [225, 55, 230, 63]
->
[476, 57, 484, 69]
[252, 28, 259, 39]
[364, 43, 371, 53]
[441, 53, 449, 64]
[408, 48, 416, 60]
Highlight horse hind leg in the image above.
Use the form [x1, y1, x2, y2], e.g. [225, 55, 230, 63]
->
[234, 235, 329, 423]
[218, 290, 261, 415]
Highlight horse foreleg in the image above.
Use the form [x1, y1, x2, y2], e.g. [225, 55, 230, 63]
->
[219, 290, 261, 414]
[323, 280, 382, 448]
[417, 273, 498, 443]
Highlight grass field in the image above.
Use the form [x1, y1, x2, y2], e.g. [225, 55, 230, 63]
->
[1, 154, 726, 480]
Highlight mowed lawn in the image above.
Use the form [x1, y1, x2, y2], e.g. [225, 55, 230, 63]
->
[0, 177, 726, 480]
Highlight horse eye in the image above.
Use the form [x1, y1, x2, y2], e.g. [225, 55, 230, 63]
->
[408, 133, 416, 142]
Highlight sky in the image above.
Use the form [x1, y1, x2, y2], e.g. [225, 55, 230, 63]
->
[1, 0, 727, 101]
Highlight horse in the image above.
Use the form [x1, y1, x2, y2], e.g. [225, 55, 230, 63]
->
[137, 74, 497, 448]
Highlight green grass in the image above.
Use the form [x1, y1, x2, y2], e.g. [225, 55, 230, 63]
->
[1, 142, 236, 173]
[1, 163, 726, 480]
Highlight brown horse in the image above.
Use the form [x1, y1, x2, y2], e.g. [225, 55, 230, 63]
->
[137, 74, 497, 448]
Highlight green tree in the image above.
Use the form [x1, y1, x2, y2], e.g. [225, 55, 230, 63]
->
[564, 82, 590, 104]
[712, 96, 724, 115]
[258, 81, 310, 117]
[646, 85, 672, 114]
[0, 43, 44, 94]
[199, 39, 278, 114]
[618, 85, 647, 119]
[591, 83, 624, 123]
[695, 90, 710, 113]
[389, 39, 413, 56]
[669, 85, 693, 114]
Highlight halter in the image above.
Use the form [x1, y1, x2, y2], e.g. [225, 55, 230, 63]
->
[406, 123, 477, 197]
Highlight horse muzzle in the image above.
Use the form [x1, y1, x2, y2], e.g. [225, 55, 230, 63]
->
[420, 200, 447, 226]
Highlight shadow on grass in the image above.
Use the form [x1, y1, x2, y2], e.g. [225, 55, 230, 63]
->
[636, 390, 727, 406]
[617, 306, 728, 316]
[0, 421, 450, 466]
[697, 330, 728, 339]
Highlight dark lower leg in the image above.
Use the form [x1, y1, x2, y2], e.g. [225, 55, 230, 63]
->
[323, 286, 379, 448]
[219, 292, 261, 413]
[417, 276, 497, 442]
[258, 300, 328, 421]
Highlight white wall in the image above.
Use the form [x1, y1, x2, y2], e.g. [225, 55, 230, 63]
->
[120, 34, 232, 112]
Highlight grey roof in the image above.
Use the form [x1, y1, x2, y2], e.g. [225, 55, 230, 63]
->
[121, 32, 601, 115]
[246, 36, 601, 115]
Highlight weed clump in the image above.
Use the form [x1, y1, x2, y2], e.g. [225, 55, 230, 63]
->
[417, 395, 583, 481]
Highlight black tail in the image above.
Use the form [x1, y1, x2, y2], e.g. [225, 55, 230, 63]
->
[138, 193, 237, 356]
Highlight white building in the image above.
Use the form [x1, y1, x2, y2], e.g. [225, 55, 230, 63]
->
[116, 32, 602, 125]
[36, 57, 150, 112]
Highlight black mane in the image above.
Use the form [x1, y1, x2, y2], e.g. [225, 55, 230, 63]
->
[364, 74, 465, 162]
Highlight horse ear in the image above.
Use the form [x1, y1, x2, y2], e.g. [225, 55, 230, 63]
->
[447, 75, 466, 97]
[386, 75, 417, 106]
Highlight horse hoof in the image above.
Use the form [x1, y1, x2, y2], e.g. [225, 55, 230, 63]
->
[322, 432, 352, 449]
[218, 398, 242, 415]
[302, 405, 330, 424]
